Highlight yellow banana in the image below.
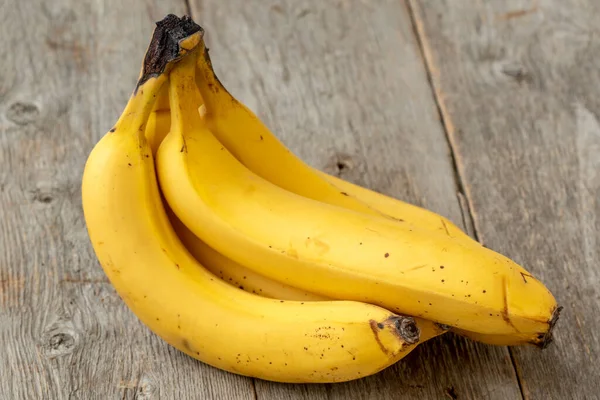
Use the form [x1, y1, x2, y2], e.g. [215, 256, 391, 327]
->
[194, 35, 562, 347]
[146, 109, 171, 156]
[313, 176, 566, 347]
[169, 209, 327, 301]
[147, 104, 468, 241]
[156, 40, 559, 345]
[169, 209, 453, 350]
[318, 174, 469, 239]
[173, 201, 557, 347]
[83, 21, 441, 383]
[171, 199, 557, 347]
[193, 42, 469, 241]
[146, 91, 559, 347]
[145, 66, 468, 244]
[146, 84, 172, 156]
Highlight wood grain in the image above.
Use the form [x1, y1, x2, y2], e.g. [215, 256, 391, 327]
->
[190, 0, 522, 399]
[0, 0, 254, 398]
[411, 0, 600, 398]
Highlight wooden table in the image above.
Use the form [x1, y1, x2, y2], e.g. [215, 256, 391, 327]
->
[1, 0, 598, 398]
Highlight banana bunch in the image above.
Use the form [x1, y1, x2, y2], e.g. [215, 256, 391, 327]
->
[82, 15, 561, 384]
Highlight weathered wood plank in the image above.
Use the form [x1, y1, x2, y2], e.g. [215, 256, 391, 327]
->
[0, 1, 255, 399]
[190, 0, 523, 398]
[411, 0, 600, 398]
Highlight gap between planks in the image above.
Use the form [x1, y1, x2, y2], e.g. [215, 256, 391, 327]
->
[184, 0, 193, 16]
[403, 1, 526, 399]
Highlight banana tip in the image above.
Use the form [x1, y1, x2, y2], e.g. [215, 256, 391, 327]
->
[536, 305, 563, 349]
[392, 316, 420, 345]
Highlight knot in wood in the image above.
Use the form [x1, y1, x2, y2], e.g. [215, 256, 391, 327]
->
[6, 102, 40, 125]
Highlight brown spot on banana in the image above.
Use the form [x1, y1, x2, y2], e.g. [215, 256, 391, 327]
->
[440, 218, 451, 237]
[520, 271, 533, 283]
[403, 264, 428, 273]
[286, 248, 299, 259]
[181, 338, 192, 353]
[500, 276, 519, 331]
[369, 320, 390, 356]
[304, 237, 330, 255]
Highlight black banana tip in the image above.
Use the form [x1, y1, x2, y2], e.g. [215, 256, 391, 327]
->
[536, 305, 563, 349]
[392, 316, 420, 345]
[136, 14, 204, 89]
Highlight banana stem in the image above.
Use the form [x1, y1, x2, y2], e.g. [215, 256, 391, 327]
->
[169, 50, 203, 134]
[113, 76, 168, 134]
[195, 43, 229, 115]
[112, 14, 203, 135]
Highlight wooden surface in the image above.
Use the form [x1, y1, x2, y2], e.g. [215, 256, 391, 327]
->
[0, 0, 596, 398]
[0, 0, 253, 399]
[410, 1, 600, 398]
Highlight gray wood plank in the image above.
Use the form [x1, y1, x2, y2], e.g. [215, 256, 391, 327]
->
[410, 0, 600, 398]
[190, 0, 523, 398]
[0, 1, 255, 399]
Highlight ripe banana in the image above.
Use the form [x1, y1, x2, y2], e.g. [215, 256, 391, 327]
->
[149, 107, 443, 304]
[146, 109, 171, 156]
[82, 20, 444, 383]
[169, 208, 327, 301]
[145, 60, 468, 245]
[152, 113, 559, 348]
[194, 32, 561, 347]
[174, 202, 557, 347]
[146, 101, 468, 242]
[171, 197, 557, 347]
[193, 41, 470, 242]
[156, 40, 559, 345]
[317, 173, 469, 238]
